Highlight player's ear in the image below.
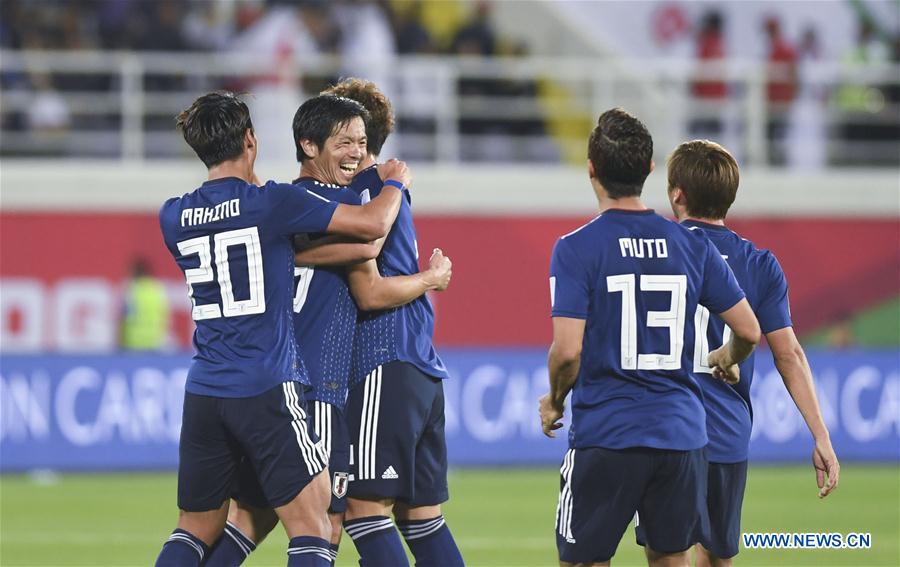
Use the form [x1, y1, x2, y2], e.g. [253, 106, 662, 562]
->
[587, 159, 597, 180]
[244, 128, 255, 150]
[300, 138, 319, 159]
[649, 159, 655, 174]
[670, 186, 686, 206]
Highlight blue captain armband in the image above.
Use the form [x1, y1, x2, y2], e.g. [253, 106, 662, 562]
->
[383, 179, 406, 191]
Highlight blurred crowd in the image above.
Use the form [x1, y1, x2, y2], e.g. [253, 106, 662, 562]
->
[687, 8, 900, 167]
[0, 0, 897, 166]
[0, 0, 548, 161]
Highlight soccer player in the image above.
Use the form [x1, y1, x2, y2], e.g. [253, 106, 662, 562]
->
[644, 139, 840, 566]
[205, 94, 451, 567]
[155, 92, 406, 567]
[326, 78, 466, 567]
[539, 108, 762, 567]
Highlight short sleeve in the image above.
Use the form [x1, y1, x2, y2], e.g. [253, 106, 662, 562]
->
[267, 182, 338, 236]
[699, 239, 745, 314]
[550, 237, 590, 319]
[755, 253, 793, 333]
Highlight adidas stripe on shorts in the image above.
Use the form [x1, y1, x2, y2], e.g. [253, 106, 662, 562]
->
[178, 381, 327, 511]
[345, 361, 449, 505]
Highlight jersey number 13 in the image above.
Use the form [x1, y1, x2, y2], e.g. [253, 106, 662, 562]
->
[607, 274, 687, 371]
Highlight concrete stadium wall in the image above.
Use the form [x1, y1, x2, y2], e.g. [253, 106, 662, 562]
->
[2, 160, 898, 217]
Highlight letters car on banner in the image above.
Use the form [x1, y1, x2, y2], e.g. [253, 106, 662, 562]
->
[0, 349, 897, 471]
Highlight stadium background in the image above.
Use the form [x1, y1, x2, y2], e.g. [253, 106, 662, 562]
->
[0, 0, 898, 565]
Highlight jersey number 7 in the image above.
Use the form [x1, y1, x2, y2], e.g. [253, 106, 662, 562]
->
[177, 227, 266, 320]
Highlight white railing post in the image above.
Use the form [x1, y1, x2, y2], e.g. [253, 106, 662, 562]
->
[435, 62, 460, 164]
[745, 66, 768, 168]
[120, 54, 144, 162]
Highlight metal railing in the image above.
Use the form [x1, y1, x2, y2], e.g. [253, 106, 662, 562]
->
[1, 50, 898, 167]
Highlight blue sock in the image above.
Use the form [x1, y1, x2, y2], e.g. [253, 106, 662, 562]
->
[287, 536, 332, 566]
[329, 542, 340, 565]
[204, 521, 257, 566]
[344, 516, 409, 567]
[397, 516, 464, 567]
[155, 528, 209, 567]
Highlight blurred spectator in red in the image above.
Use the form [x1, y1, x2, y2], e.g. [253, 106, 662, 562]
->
[693, 11, 726, 100]
[689, 10, 727, 140]
[763, 15, 798, 166]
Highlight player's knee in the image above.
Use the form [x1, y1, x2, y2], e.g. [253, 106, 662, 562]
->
[645, 547, 690, 567]
[228, 500, 278, 544]
[176, 506, 228, 546]
[346, 496, 394, 520]
[393, 502, 441, 522]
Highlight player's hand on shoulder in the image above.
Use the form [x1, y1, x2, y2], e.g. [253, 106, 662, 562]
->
[707, 346, 740, 385]
[426, 248, 452, 291]
[539, 393, 564, 438]
[378, 158, 411, 189]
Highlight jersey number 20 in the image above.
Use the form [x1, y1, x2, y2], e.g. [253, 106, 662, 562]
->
[607, 274, 687, 371]
[177, 227, 266, 320]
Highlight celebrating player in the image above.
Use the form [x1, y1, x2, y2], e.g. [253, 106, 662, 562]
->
[326, 78, 466, 567]
[639, 139, 839, 566]
[155, 92, 405, 567]
[539, 108, 761, 567]
[205, 93, 451, 566]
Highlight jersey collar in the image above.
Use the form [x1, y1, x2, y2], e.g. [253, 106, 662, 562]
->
[682, 219, 730, 232]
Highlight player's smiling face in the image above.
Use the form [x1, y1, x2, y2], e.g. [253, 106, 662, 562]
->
[318, 117, 367, 186]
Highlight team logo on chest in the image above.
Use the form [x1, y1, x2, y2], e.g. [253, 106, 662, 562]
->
[332, 471, 349, 498]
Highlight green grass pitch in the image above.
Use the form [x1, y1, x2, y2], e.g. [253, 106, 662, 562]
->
[1, 465, 897, 566]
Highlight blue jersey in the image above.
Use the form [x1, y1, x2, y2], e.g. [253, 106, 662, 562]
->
[683, 220, 792, 463]
[550, 209, 745, 451]
[292, 178, 362, 408]
[348, 165, 449, 385]
[159, 177, 337, 398]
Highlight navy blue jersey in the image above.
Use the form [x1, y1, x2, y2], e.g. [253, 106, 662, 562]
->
[683, 220, 792, 463]
[550, 209, 745, 451]
[159, 177, 337, 397]
[347, 165, 449, 385]
[292, 178, 362, 408]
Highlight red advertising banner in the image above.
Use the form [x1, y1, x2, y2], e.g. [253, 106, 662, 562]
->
[2, 213, 897, 350]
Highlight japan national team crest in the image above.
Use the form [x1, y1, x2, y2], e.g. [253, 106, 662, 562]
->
[332, 472, 349, 498]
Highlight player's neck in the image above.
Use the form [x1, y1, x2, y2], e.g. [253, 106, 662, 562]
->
[207, 158, 254, 184]
[359, 154, 376, 170]
[597, 195, 648, 214]
[298, 162, 336, 186]
[682, 215, 726, 227]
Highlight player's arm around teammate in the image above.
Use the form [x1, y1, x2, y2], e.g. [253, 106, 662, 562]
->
[323, 157, 408, 241]
[348, 247, 451, 311]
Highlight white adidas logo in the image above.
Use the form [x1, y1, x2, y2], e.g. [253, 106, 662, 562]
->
[381, 466, 398, 479]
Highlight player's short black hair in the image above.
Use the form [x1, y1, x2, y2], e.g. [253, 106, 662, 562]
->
[587, 108, 653, 198]
[176, 92, 253, 169]
[322, 78, 395, 157]
[668, 140, 739, 219]
[292, 94, 370, 163]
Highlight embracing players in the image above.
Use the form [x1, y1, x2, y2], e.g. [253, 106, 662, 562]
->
[155, 92, 405, 567]
[205, 90, 455, 567]
[539, 108, 762, 567]
[327, 78, 466, 567]
[646, 139, 840, 566]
